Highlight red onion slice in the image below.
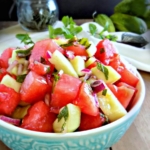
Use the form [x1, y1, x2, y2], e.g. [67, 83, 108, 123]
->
[7, 60, 18, 73]
[92, 93, 99, 107]
[0, 115, 21, 126]
[81, 68, 91, 74]
[80, 69, 92, 81]
[91, 80, 105, 93]
[65, 50, 75, 60]
[46, 51, 52, 59]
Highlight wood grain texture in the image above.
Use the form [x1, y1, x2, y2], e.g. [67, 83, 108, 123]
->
[0, 21, 150, 150]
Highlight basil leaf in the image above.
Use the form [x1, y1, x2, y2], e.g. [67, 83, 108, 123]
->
[16, 45, 34, 57]
[102, 89, 107, 96]
[62, 16, 76, 27]
[69, 24, 82, 35]
[54, 28, 63, 35]
[48, 26, 64, 39]
[62, 16, 70, 27]
[97, 62, 109, 80]
[53, 72, 60, 81]
[62, 27, 71, 35]
[48, 16, 82, 40]
[89, 23, 97, 36]
[48, 25, 55, 38]
[88, 23, 117, 41]
[57, 106, 69, 122]
[16, 34, 34, 45]
[69, 17, 76, 25]
[16, 74, 27, 83]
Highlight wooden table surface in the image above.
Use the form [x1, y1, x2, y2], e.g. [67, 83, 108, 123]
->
[0, 20, 150, 150]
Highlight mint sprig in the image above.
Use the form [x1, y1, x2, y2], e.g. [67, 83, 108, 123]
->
[89, 23, 117, 41]
[97, 62, 109, 80]
[16, 34, 34, 45]
[48, 16, 82, 39]
[57, 106, 69, 132]
[62, 16, 75, 27]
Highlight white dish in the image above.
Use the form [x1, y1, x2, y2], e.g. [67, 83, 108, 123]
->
[0, 21, 150, 72]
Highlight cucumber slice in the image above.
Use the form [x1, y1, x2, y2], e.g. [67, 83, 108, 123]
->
[91, 65, 121, 84]
[53, 39, 69, 45]
[1, 74, 21, 92]
[85, 56, 96, 67]
[12, 105, 31, 119]
[53, 103, 81, 133]
[49, 50, 78, 77]
[70, 56, 85, 76]
[86, 41, 97, 57]
[9, 50, 26, 64]
[97, 83, 127, 122]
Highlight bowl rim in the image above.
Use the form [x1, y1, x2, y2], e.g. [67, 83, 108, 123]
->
[0, 71, 146, 139]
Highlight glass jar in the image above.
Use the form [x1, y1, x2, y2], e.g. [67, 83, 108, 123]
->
[16, 0, 59, 31]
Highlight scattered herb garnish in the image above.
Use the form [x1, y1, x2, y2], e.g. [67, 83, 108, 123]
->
[97, 62, 109, 80]
[102, 89, 107, 96]
[89, 23, 97, 36]
[78, 38, 91, 49]
[15, 34, 34, 57]
[16, 45, 34, 57]
[16, 34, 34, 45]
[53, 72, 60, 82]
[57, 106, 69, 122]
[89, 23, 117, 41]
[16, 74, 27, 83]
[57, 106, 69, 132]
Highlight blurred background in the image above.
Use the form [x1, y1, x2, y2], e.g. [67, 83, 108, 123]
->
[0, 0, 120, 21]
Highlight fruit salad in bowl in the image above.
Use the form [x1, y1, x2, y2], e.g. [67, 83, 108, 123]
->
[0, 17, 145, 150]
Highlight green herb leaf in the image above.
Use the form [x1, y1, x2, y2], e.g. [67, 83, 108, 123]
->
[57, 106, 69, 122]
[16, 74, 27, 83]
[105, 35, 118, 41]
[54, 28, 63, 35]
[48, 25, 55, 38]
[88, 23, 117, 41]
[89, 23, 97, 36]
[48, 16, 82, 39]
[69, 17, 76, 25]
[16, 34, 34, 45]
[97, 62, 109, 80]
[62, 16, 70, 27]
[48, 25, 64, 39]
[102, 89, 107, 96]
[78, 38, 91, 49]
[69, 24, 82, 35]
[62, 16, 76, 27]
[62, 27, 72, 36]
[100, 21, 109, 35]
[16, 45, 34, 57]
[53, 72, 60, 81]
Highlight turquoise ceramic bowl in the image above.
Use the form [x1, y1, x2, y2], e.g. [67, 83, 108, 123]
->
[0, 71, 145, 150]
